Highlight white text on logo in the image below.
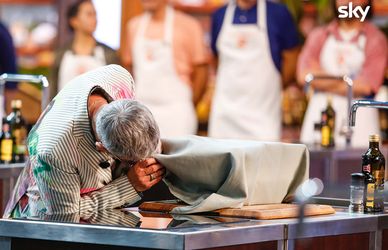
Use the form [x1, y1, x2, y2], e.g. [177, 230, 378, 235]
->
[338, 2, 370, 22]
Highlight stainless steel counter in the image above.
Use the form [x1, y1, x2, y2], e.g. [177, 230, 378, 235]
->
[0, 213, 285, 250]
[1, 200, 388, 250]
[285, 209, 382, 250]
[2, 157, 388, 249]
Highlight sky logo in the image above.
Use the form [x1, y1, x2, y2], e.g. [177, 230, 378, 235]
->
[338, 2, 371, 22]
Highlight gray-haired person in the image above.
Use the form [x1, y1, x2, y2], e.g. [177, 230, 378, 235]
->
[4, 65, 165, 219]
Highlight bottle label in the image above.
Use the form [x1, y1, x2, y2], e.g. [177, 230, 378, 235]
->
[373, 170, 384, 184]
[363, 164, 371, 172]
[373, 170, 385, 211]
[366, 183, 375, 208]
[321, 126, 330, 146]
[1, 139, 13, 162]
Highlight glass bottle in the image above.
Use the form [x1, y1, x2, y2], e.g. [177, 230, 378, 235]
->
[7, 100, 27, 163]
[0, 118, 14, 164]
[321, 96, 335, 148]
[362, 134, 385, 213]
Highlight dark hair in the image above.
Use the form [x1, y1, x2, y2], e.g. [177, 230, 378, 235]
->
[332, 0, 373, 20]
[67, 0, 91, 31]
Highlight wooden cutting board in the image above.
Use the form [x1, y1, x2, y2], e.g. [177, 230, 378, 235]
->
[139, 200, 335, 220]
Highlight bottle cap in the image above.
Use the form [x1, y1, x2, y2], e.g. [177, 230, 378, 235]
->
[11, 100, 22, 109]
[351, 173, 365, 186]
[369, 134, 380, 142]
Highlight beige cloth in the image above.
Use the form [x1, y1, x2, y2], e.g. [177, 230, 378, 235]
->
[155, 136, 309, 214]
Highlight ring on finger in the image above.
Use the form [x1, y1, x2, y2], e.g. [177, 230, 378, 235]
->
[149, 173, 155, 181]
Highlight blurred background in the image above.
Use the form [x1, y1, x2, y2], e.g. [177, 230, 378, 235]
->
[0, 0, 388, 142]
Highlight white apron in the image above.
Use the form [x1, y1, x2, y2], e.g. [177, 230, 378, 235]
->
[58, 46, 106, 91]
[300, 32, 380, 148]
[133, 7, 197, 138]
[209, 0, 281, 141]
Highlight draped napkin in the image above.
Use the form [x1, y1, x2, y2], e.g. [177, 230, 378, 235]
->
[155, 136, 309, 214]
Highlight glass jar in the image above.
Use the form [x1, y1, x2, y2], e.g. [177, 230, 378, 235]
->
[349, 173, 365, 213]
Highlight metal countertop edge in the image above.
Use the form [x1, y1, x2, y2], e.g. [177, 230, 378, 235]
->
[0, 219, 284, 249]
[0, 219, 183, 249]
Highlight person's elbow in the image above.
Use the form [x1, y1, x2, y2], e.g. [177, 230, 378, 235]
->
[296, 68, 309, 87]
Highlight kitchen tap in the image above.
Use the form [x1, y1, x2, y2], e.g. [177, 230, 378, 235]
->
[304, 74, 353, 147]
[350, 100, 388, 127]
[0, 73, 50, 119]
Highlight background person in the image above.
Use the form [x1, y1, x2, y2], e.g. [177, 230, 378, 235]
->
[50, 0, 119, 100]
[0, 21, 17, 75]
[122, 0, 208, 138]
[298, 0, 387, 147]
[208, 0, 300, 141]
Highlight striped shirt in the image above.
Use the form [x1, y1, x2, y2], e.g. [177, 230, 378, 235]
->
[41, 209, 141, 227]
[4, 65, 141, 219]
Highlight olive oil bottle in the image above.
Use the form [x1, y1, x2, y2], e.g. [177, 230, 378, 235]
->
[0, 119, 14, 164]
[362, 134, 385, 213]
[321, 96, 335, 148]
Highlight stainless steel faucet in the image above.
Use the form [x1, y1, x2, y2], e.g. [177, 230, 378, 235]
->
[0, 73, 50, 127]
[304, 74, 354, 146]
[349, 100, 388, 127]
[0, 73, 50, 111]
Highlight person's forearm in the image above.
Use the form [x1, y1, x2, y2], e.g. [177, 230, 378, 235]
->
[120, 23, 133, 74]
[298, 62, 374, 96]
[282, 47, 300, 86]
[306, 77, 373, 97]
[120, 57, 133, 75]
[298, 66, 342, 90]
[282, 63, 296, 87]
[80, 176, 141, 219]
[311, 79, 345, 93]
[191, 64, 209, 105]
[297, 66, 324, 86]
[49, 53, 61, 100]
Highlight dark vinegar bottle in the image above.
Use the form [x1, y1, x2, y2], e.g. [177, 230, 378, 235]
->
[362, 134, 385, 213]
